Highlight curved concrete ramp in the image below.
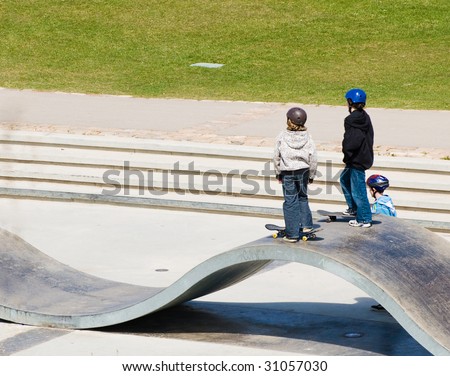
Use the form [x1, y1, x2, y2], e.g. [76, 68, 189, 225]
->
[0, 215, 449, 355]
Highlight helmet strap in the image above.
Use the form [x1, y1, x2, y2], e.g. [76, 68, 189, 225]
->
[347, 99, 353, 114]
[374, 189, 383, 199]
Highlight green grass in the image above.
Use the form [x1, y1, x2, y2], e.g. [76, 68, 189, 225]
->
[0, 0, 448, 109]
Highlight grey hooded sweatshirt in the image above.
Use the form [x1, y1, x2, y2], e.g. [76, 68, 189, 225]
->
[273, 130, 317, 178]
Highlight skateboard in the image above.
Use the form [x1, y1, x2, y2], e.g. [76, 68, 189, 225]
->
[317, 210, 377, 223]
[316, 210, 354, 222]
[265, 224, 322, 241]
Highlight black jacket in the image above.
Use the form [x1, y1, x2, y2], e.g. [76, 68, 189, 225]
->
[342, 110, 374, 170]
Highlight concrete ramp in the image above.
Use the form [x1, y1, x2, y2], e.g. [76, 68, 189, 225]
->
[0, 215, 449, 355]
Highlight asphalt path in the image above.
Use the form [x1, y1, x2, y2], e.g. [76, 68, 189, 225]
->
[0, 88, 449, 158]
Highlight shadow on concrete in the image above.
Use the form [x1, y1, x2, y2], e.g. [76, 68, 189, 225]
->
[103, 299, 430, 356]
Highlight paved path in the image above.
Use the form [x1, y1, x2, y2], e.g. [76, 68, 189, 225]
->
[0, 88, 449, 159]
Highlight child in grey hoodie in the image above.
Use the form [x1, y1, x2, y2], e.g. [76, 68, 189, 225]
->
[273, 107, 318, 242]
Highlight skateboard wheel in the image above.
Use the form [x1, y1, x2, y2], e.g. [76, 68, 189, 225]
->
[272, 233, 278, 239]
[302, 236, 308, 241]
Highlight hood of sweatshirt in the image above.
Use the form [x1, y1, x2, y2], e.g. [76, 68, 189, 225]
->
[346, 110, 372, 131]
[282, 130, 310, 149]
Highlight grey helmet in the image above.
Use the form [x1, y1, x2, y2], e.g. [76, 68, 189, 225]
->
[286, 107, 307, 126]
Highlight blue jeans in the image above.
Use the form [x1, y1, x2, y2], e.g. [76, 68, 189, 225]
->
[281, 169, 313, 238]
[339, 167, 372, 223]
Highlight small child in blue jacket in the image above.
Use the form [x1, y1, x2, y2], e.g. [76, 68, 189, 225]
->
[366, 174, 397, 217]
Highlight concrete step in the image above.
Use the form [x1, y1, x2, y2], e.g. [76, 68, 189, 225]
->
[1, 174, 449, 225]
[1, 169, 449, 212]
[0, 131, 449, 231]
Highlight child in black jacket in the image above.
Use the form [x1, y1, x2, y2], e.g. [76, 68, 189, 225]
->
[339, 88, 374, 228]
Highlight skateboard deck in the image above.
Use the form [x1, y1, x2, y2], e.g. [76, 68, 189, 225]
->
[265, 224, 322, 241]
[317, 210, 377, 222]
[317, 210, 354, 222]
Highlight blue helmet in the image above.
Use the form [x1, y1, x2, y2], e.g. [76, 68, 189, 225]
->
[367, 174, 389, 192]
[345, 88, 367, 105]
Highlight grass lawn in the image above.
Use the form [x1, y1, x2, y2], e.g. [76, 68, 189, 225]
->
[0, 0, 448, 109]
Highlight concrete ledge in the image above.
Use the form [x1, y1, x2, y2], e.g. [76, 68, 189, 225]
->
[4, 169, 450, 204]
[1, 187, 450, 232]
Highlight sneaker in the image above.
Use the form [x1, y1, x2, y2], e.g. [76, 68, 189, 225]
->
[349, 219, 372, 228]
[282, 236, 298, 243]
[342, 208, 356, 216]
[302, 228, 314, 233]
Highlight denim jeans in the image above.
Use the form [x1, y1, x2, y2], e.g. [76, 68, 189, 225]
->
[281, 169, 313, 238]
[339, 167, 372, 223]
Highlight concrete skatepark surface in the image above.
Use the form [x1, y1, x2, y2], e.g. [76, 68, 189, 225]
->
[0, 200, 438, 357]
[1, 212, 449, 356]
[0, 88, 449, 357]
